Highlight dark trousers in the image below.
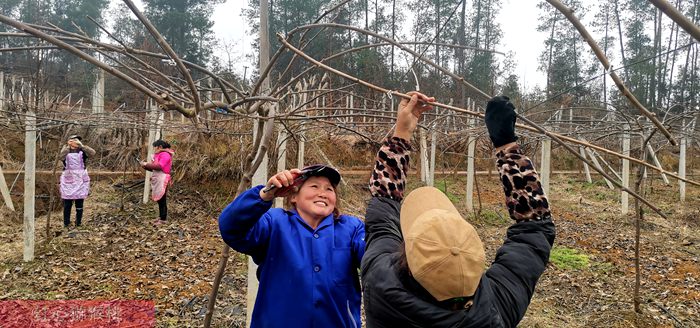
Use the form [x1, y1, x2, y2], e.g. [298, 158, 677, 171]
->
[63, 199, 84, 227]
[157, 192, 167, 220]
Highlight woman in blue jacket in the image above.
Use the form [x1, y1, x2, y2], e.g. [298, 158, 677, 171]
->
[219, 164, 365, 328]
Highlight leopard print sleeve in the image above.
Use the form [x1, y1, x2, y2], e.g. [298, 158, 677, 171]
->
[496, 144, 552, 222]
[369, 137, 412, 202]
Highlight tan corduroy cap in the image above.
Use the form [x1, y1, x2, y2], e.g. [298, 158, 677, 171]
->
[401, 186, 486, 301]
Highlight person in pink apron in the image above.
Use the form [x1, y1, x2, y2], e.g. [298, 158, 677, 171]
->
[59, 135, 96, 228]
[141, 139, 174, 225]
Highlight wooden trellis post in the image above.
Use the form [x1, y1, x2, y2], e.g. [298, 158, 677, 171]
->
[597, 152, 623, 182]
[585, 148, 614, 189]
[465, 99, 476, 211]
[347, 94, 353, 124]
[142, 99, 162, 204]
[297, 132, 305, 168]
[206, 78, 213, 121]
[579, 146, 593, 183]
[621, 126, 631, 214]
[0, 72, 4, 113]
[247, 116, 269, 327]
[275, 124, 287, 208]
[296, 88, 306, 168]
[420, 128, 428, 183]
[679, 120, 687, 202]
[0, 164, 13, 211]
[247, 0, 271, 325]
[23, 93, 36, 262]
[91, 69, 104, 114]
[540, 138, 552, 195]
[645, 144, 670, 185]
[428, 129, 436, 187]
[10, 75, 16, 102]
[540, 107, 558, 195]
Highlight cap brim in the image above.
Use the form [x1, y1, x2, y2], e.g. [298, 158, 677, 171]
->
[303, 164, 341, 187]
[400, 186, 461, 237]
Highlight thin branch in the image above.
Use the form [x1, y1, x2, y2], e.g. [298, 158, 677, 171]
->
[122, 0, 202, 116]
[0, 13, 192, 117]
[545, 0, 678, 146]
[648, 0, 700, 42]
[276, 28, 700, 188]
[287, 23, 490, 100]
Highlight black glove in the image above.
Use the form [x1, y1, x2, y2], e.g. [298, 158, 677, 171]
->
[485, 95, 518, 147]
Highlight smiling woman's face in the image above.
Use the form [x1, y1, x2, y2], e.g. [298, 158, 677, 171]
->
[290, 176, 337, 223]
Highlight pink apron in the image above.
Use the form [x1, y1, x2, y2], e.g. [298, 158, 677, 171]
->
[60, 151, 90, 199]
[150, 155, 171, 202]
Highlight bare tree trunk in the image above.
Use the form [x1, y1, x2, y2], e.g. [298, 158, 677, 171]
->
[650, 8, 662, 108]
[458, 0, 466, 106]
[690, 38, 699, 110]
[203, 0, 272, 326]
[648, 0, 700, 42]
[633, 136, 652, 314]
[390, 0, 396, 78]
[546, 13, 556, 98]
[24, 100, 36, 262]
[663, 0, 681, 107]
[365, 0, 369, 44]
[634, 192, 643, 313]
[435, 0, 441, 70]
[614, 0, 628, 79]
[374, 0, 378, 35]
[603, 5, 609, 108]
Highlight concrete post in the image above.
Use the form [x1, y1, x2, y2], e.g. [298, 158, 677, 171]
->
[275, 126, 287, 208]
[92, 69, 104, 114]
[646, 144, 670, 185]
[679, 127, 687, 202]
[248, 116, 269, 328]
[0, 72, 4, 112]
[540, 139, 552, 195]
[465, 129, 476, 211]
[621, 127, 630, 214]
[579, 146, 592, 183]
[586, 148, 615, 189]
[428, 129, 436, 187]
[420, 129, 428, 183]
[0, 164, 14, 211]
[23, 106, 36, 261]
[142, 100, 162, 204]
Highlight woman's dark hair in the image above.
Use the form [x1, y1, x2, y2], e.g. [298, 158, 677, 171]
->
[152, 139, 171, 148]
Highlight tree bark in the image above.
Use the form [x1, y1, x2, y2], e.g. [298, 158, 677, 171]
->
[613, 0, 628, 79]
[648, 0, 700, 42]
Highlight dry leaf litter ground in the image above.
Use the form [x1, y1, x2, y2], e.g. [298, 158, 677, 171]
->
[0, 171, 698, 327]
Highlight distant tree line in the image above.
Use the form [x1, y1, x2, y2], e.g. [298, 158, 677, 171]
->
[1, 0, 698, 117]
[0, 0, 224, 106]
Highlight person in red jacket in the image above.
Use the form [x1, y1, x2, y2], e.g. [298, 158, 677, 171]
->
[361, 93, 556, 327]
[141, 139, 174, 225]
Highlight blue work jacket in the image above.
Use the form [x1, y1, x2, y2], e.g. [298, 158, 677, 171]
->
[219, 185, 365, 328]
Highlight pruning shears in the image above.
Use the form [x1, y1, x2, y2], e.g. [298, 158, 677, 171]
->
[261, 165, 326, 194]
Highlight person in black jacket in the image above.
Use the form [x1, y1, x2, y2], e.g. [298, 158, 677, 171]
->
[361, 92, 556, 328]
